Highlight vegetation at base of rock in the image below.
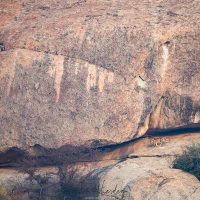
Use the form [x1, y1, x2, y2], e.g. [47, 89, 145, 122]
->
[173, 143, 200, 180]
[58, 166, 99, 200]
[0, 184, 8, 200]
[0, 145, 106, 199]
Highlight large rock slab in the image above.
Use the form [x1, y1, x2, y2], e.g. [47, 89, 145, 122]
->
[98, 157, 200, 200]
[0, 0, 199, 150]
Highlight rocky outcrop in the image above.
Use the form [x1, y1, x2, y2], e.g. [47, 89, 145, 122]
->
[0, 0, 200, 150]
[98, 158, 200, 200]
[0, 131, 199, 199]
[1, 160, 200, 199]
[0, 1, 199, 199]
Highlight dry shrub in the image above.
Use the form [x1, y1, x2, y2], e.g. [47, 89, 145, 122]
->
[0, 184, 8, 200]
[173, 143, 200, 180]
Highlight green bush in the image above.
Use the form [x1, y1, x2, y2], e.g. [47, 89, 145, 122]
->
[173, 143, 200, 180]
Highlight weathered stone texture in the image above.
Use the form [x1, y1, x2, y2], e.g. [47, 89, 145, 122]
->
[0, 0, 199, 149]
[0, 133, 200, 200]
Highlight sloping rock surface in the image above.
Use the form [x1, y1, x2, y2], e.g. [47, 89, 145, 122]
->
[0, 0, 200, 150]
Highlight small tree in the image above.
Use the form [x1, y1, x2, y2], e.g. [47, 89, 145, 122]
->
[173, 143, 200, 180]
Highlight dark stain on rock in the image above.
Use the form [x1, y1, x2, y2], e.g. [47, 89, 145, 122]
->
[164, 41, 170, 46]
[167, 11, 178, 17]
[164, 92, 194, 124]
[104, 115, 119, 130]
[144, 48, 155, 70]
[181, 96, 193, 124]
[70, 111, 77, 122]
[136, 97, 152, 136]
[182, 62, 197, 86]
[0, 42, 5, 51]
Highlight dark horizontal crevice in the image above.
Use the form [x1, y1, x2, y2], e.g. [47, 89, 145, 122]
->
[0, 144, 107, 169]
[0, 125, 199, 169]
[97, 125, 200, 151]
[164, 41, 170, 46]
[128, 154, 174, 159]
[5, 47, 115, 72]
[146, 124, 200, 136]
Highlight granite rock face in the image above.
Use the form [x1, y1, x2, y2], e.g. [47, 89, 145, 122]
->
[0, 0, 200, 150]
[98, 158, 200, 200]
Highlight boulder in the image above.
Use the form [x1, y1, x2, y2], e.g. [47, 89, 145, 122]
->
[0, 0, 199, 150]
